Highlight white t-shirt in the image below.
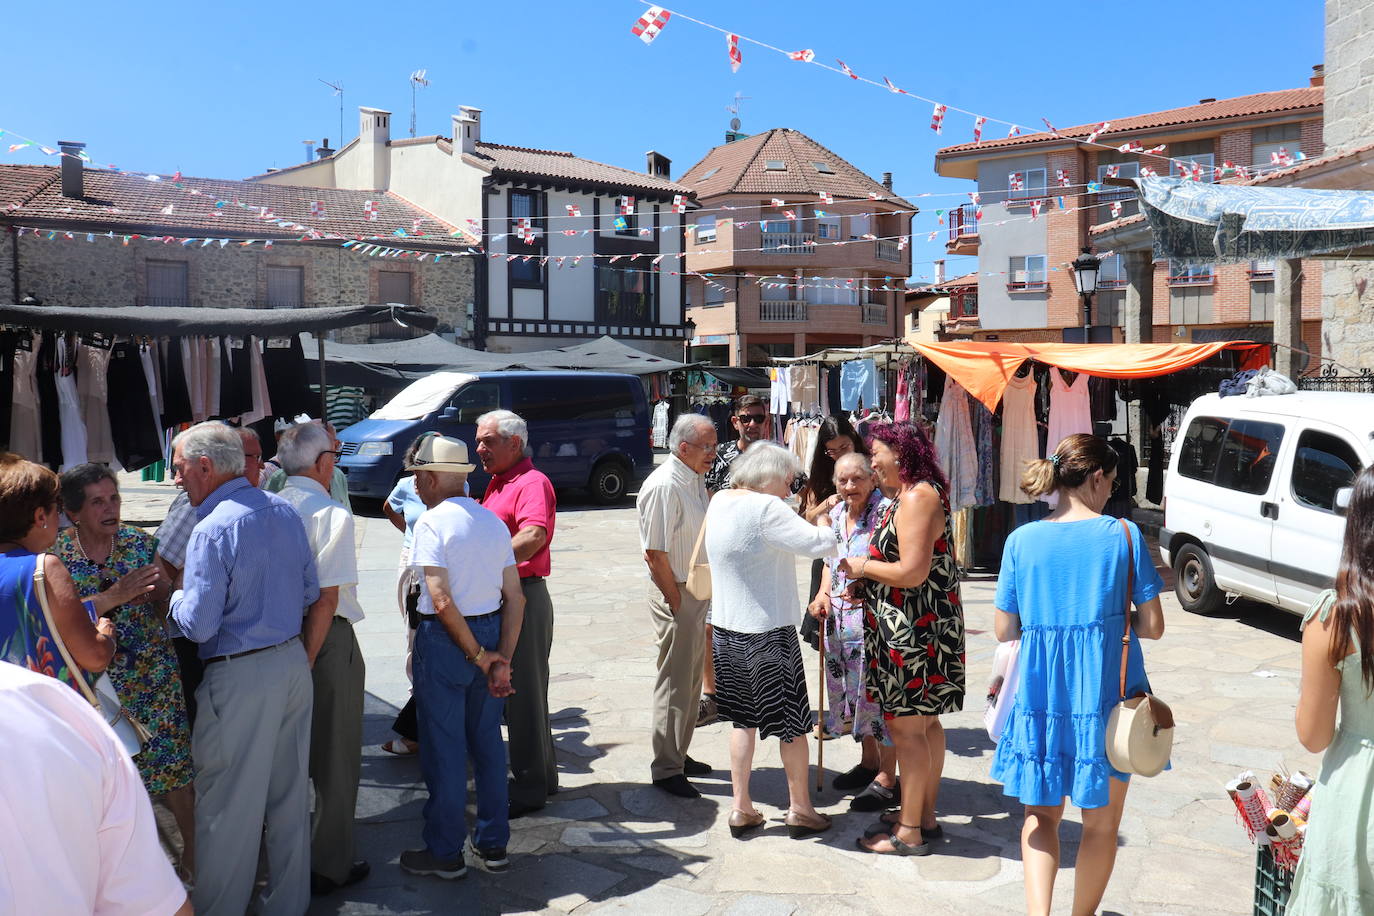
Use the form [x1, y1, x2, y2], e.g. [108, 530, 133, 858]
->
[411, 497, 517, 617]
[278, 475, 365, 623]
[0, 662, 188, 915]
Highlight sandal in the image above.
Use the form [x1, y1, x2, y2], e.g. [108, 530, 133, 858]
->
[855, 823, 931, 856]
[381, 739, 418, 756]
[864, 812, 943, 840]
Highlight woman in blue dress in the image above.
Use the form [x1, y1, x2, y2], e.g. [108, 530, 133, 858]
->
[991, 433, 1165, 916]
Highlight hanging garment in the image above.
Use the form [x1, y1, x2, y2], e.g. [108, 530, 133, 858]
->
[788, 365, 819, 413]
[8, 333, 41, 461]
[243, 337, 272, 426]
[159, 338, 193, 429]
[54, 336, 88, 471]
[217, 339, 251, 420]
[826, 365, 843, 416]
[999, 372, 1039, 504]
[973, 399, 997, 507]
[262, 335, 314, 420]
[204, 337, 222, 419]
[894, 361, 910, 423]
[1089, 376, 1118, 424]
[109, 341, 164, 473]
[839, 359, 879, 411]
[182, 337, 206, 422]
[140, 341, 163, 425]
[769, 367, 790, 416]
[0, 331, 16, 450]
[77, 342, 115, 465]
[817, 368, 831, 417]
[651, 401, 669, 449]
[35, 331, 63, 470]
[1045, 370, 1093, 456]
[934, 381, 977, 512]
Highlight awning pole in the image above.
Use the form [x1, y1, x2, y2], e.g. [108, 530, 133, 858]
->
[318, 334, 329, 420]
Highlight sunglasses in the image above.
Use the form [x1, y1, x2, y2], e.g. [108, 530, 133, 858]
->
[736, 414, 768, 425]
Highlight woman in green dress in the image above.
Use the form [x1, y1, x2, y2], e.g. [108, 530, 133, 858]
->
[1290, 463, 1374, 915]
[54, 464, 195, 879]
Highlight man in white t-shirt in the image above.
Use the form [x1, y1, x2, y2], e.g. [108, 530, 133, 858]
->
[275, 421, 370, 896]
[0, 661, 191, 915]
[399, 436, 526, 881]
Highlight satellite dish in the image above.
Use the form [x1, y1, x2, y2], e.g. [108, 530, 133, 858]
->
[730, 117, 741, 131]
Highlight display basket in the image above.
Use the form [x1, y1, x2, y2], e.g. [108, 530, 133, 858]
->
[1253, 844, 1293, 916]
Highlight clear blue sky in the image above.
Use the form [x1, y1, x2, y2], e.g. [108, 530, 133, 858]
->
[2, 0, 1322, 282]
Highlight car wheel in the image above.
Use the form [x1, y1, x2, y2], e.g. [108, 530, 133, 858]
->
[588, 460, 629, 505]
[1174, 543, 1223, 614]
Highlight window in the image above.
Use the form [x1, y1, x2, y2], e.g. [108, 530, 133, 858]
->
[597, 266, 654, 324]
[509, 190, 547, 286]
[613, 195, 638, 236]
[1291, 430, 1363, 511]
[1098, 254, 1126, 288]
[371, 270, 416, 338]
[1249, 258, 1276, 279]
[701, 167, 720, 179]
[445, 381, 501, 424]
[145, 260, 188, 307]
[1095, 159, 1139, 221]
[761, 278, 797, 301]
[265, 265, 303, 308]
[1177, 416, 1231, 482]
[704, 282, 726, 307]
[1168, 260, 1214, 286]
[811, 161, 834, 174]
[951, 290, 978, 318]
[1007, 168, 1047, 200]
[800, 276, 858, 306]
[1214, 419, 1285, 494]
[1008, 255, 1047, 290]
[694, 215, 717, 243]
[816, 216, 841, 240]
[1170, 285, 1213, 324]
[1253, 123, 1302, 171]
[848, 213, 872, 240]
[512, 377, 636, 423]
[1171, 154, 1216, 182]
[764, 160, 787, 171]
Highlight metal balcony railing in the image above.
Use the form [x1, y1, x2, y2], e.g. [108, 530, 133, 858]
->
[861, 303, 888, 324]
[760, 231, 816, 254]
[876, 239, 902, 262]
[759, 300, 808, 322]
[135, 296, 199, 308]
[947, 204, 979, 242]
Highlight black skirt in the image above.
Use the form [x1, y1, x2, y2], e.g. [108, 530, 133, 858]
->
[712, 625, 813, 741]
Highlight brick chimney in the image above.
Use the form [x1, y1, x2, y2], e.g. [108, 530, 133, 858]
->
[316, 138, 335, 159]
[645, 151, 671, 178]
[1311, 64, 1325, 87]
[882, 172, 893, 190]
[58, 141, 85, 199]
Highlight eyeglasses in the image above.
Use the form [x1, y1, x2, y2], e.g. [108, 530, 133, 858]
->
[824, 444, 853, 458]
[736, 414, 768, 425]
[321, 450, 342, 461]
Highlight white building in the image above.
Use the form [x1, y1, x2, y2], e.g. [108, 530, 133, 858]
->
[251, 106, 693, 356]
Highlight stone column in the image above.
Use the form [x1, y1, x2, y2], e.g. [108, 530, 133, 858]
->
[1274, 258, 1305, 377]
[1123, 249, 1155, 345]
[793, 331, 807, 357]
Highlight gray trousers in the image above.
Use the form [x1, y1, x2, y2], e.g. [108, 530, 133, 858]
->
[192, 637, 313, 916]
[310, 618, 365, 883]
[649, 584, 709, 780]
[507, 576, 557, 807]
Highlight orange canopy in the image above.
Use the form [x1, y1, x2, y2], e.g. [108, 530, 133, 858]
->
[908, 340, 1271, 411]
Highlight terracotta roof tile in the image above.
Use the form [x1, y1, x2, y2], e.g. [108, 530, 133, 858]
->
[1088, 212, 1146, 235]
[908, 271, 977, 295]
[937, 88, 1322, 157]
[678, 129, 914, 210]
[1245, 140, 1374, 184]
[471, 141, 690, 196]
[0, 165, 469, 246]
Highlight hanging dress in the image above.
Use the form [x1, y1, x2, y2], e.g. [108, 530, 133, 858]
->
[77, 342, 115, 466]
[999, 372, 1040, 504]
[8, 333, 42, 462]
[107, 341, 165, 473]
[934, 381, 978, 512]
[54, 336, 88, 471]
[1045, 369, 1093, 455]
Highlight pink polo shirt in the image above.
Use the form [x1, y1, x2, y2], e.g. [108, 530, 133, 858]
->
[482, 457, 556, 578]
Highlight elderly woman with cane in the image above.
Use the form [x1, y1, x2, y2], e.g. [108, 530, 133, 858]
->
[704, 442, 842, 839]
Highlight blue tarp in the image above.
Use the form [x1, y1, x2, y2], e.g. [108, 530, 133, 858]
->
[1136, 176, 1374, 264]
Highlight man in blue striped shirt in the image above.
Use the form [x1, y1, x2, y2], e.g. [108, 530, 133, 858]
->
[169, 422, 321, 916]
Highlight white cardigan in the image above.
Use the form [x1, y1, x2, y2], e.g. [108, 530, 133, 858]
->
[704, 490, 840, 634]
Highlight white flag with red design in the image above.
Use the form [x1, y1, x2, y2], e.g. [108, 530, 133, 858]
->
[1030, 199, 1043, 220]
[930, 103, 947, 134]
[515, 218, 534, 243]
[1008, 124, 1022, 138]
[974, 206, 983, 222]
[363, 200, 378, 221]
[818, 191, 833, 204]
[565, 204, 581, 217]
[1110, 200, 1123, 218]
[1146, 144, 1167, 155]
[618, 195, 635, 215]
[310, 201, 325, 218]
[1086, 121, 1111, 143]
[897, 235, 908, 250]
[412, 218, 424, 234]
[1118, 141, 1142, 153]
[770, 198, 786, 208]
[868, 191, 884, 201]
[1009, 172, 1023, 191]
[783, 209, 797, 221]
[883, 76, 907, 95]
[727, 34, 741, 73]
[1105, 164, 1120, 179]
[1055, 169, 1069, 187]
[1140, 166, 1157, 177]
[631, 6, 671, 44]
[789, 48, 814, 62]
[837, 59, 858, 79]
[973, 117, 987, 143]
[672, 194, 686, 213]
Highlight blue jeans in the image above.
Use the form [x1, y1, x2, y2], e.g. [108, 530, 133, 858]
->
[414, 614, 508, 856]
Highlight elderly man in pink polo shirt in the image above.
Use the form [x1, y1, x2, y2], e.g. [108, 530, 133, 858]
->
[476, 409, 558, 818]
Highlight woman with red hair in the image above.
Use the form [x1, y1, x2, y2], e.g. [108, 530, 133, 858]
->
[836, 422, 965, 856]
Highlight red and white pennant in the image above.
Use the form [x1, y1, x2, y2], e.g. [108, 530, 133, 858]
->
[727, 34, 741, 73]
[631, 6, 671, 44]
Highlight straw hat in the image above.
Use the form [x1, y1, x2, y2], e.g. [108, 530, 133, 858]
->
[405, 435, 476, 474]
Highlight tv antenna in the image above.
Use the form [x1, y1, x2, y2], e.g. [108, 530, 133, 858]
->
[409, 69, 430, 137]
[319, 78, 344, 148]
[726, 92, 750, 132]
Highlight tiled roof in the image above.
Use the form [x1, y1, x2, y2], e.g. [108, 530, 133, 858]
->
[1246, 140, 1374, 185]
[0, 165, 469, 246]
[469, 141, 690, 196]
[907, 271, 978, 295]
[677, 129, 915, 210]
[1088, 212, 1146, 235]
[937, 88, 1323, 157]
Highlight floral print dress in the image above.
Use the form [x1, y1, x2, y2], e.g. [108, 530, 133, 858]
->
[823, 490, 889, 741]
[862, 481, 966, 718]
[54, 525, 192, 795]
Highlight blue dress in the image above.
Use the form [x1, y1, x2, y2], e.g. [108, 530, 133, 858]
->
[990, 516, 1163, 809]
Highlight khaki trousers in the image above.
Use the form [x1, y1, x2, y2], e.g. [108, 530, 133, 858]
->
[309, 618, 365, 884]
[649, 583, 709, 781]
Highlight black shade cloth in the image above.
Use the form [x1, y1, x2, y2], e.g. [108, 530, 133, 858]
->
[0, 303, 437, 337]
[36, 331, 61, 469]
[0, 331, 16, 450]
[159, 339, 193, 429]
[106, 341, 164, 472]
[703, 366, 770, 389]
[263, 336, 315, 420]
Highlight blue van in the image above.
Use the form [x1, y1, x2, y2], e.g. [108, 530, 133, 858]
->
[336, 371, 652, 504]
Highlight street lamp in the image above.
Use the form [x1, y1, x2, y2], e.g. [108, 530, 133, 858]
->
[1071, 247, 1101, 341]
[683, 316, 696, 364]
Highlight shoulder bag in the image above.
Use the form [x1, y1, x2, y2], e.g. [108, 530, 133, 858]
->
[33, 561, 151, 757]
[684, 515, 712, 600]
[1104, 519, 1174, 777]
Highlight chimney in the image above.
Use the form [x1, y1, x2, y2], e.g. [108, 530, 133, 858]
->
[316, 138, 335, 159]
[357, 107, 391, 188]
[58, 141, 85, 199]
[645, 150, 671, 178]
[934, 259, 946, 285]
[882, 172, 893, 190]
[1311, 64, 1325, 87]
[1198, 98, 1217, 104]
[456, 106, 482, 155]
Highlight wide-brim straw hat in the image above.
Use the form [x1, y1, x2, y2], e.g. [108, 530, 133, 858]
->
[405, 435, 476, 474]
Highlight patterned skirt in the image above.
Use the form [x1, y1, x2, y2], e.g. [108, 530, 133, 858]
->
[712, 625, 813, 741]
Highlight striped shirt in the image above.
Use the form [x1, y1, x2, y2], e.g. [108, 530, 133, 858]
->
[637, 455, 709, 582]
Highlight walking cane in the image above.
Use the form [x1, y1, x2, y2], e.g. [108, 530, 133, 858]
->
[816, 616, 825, 794]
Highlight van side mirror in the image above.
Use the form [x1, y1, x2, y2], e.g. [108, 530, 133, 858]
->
[440, 406, 459, 421]
[1335, 487, 1354, 515]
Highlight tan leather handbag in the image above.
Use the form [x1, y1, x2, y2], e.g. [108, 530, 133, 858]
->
[1104, 519, 1174, 777]
[684, 517, 711, 600]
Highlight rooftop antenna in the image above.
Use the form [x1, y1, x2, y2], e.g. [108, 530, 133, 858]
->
[319, 78, 344, 147]
[726, 91, 750, 131]
[409, 69, 430, 138]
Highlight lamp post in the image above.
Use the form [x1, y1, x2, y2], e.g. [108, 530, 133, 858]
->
[1071, 247, 1101, 342]
[683, 316, 696, 364]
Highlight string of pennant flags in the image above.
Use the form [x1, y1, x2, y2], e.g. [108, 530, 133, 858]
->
[628, 3, 1310, 179]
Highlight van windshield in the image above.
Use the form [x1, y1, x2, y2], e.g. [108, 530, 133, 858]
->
[371, 372, 477, 421]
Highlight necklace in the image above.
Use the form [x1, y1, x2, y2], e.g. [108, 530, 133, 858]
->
[72, 526, 115, 568]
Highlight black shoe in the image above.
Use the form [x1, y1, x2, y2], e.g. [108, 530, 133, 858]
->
[832, 764, 879, 792]
[399, 848, 466, 880]
[508, 799, 544, 819]
[467, 842, 509, 873]
[310, 860, 370, 896]
[849, 779, 898, 812]
[652, 774, 702, 798]
[683, 756, 712, 777]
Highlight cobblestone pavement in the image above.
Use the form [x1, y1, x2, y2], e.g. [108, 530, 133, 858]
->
[119, 473, 1318, 915]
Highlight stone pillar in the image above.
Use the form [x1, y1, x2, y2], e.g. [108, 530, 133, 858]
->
[793, 331, 807, 357]
[1274, 258, 1305, 377]
[1123, 249, 1155, 345]
[732, 333, 747, 367]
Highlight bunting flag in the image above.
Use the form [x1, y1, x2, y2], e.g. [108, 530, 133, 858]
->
[789, 48, 814, 62]
[770, 197, 785, 208]
[1041, 119, 1061, 137]
[160, 204, 175, 215]
[1007, 124, 1021, 138]
[1009, 172, 1023, 191]
[613, 216, 628, 231]
[515, 217, 535, 243]
[1110, 200, 1123, 218]
[1105, 164, 1120, 179]
[1146, 144, 1167, 155]
[867, 191, 884, 200]
[631, 6, 672, 43]
[363, 200, 378, 221]
[897, 235, 908, 250]
[671, 194, 686, 213]
[618, 195, 635, 215]
[883, 76, 907, 95]
[973, 116, 987, 143]
[1055, 169, 1069, 187]
[782, 209, 797, 221]
[836, 59, 858, 79]
[565, 204, 581, 217]
[969, 191, 980, 205]
[727, 34, 741, 72]
[1086, 121, 1111, 143]
[1029, 199, 1043, 220]
[818, 191, 833, 204]
[1118, 141, 1142, 153]
[930, 103, 947, 134]
[1191, 163, 1203, 181]
[974, 206, 983, 221]
[310, 201, 325, 218]
[412, 218, 423, 234]
[8, 142, 31, 152]
[1140, 165, 1157, 177]
[465, 219, 483, 242]
[936, 210, 945, 225]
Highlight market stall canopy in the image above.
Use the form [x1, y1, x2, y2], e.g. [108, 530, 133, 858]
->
[518, 337, 689, 375]
[0, 302, 437, 336]
[702, 366, 771, 389]
[1136, 176, 1374, 264]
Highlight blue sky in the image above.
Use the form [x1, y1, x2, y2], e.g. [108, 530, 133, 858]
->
[3, 0, 1322, 281]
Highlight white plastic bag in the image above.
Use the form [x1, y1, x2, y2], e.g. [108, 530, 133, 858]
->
[983, 639, 1021, 742]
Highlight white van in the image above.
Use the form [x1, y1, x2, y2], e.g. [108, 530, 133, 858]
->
[1159, 391, 1374, 616]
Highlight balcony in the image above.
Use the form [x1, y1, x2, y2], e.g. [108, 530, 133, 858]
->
[861, 302, 888, 325]
[946, 204, 979, 256]
[759, 300, 808, 322]
[876, 239, 903, 262]
[760, 231, 815, 255]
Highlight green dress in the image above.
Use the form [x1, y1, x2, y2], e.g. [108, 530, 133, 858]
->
[52, 525, 193, 796]
[1286, 589, 1374, 916]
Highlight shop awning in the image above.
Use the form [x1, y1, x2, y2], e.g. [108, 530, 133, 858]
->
[1137, 175, 1374, 264]
[702, 366, 771, 389]
[0, 302, 437, 336]
[517, 336, 689, 375]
